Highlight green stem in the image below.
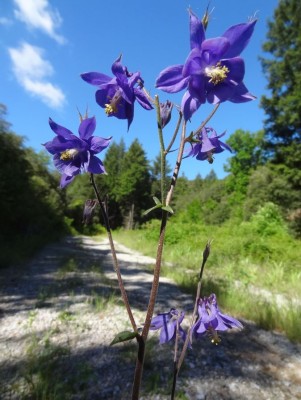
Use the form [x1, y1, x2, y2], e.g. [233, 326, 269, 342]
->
[90, 174, 137, 332]
[165, 111, 182, 155]
[131, 120, 187, 400]
[193, 103, 220, 137]
[177, 241, 211, 375]
[154, 95, 166, 203]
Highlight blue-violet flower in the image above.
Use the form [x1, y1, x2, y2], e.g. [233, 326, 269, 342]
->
[192, 294, 243, 344]
[156, 10, 256, 120]
[44, 116, 111, 188]
[81, 55, 153, 129]
[150, 308, 186, 344]
[186, 126, 232, 163]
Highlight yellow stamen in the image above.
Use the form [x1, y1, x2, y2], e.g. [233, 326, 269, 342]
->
[207, 151, 214, 164]
[104, 103, 117, 115]
[60, 149, 78, 161]
[209, 329, 221, 345]
[104, 90, 122, 115]
[205, 62, 229, 85]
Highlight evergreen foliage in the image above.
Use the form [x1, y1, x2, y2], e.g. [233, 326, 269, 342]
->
[260, 0, 301, 233]
[260, 0, 301, 148]
[0, 105, 69, 267]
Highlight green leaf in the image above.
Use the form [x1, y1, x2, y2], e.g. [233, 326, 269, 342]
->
[142, 204, 162, 216]
[162, 205, 174, 214]
[110, 330, 138, 346]
[153, 196, 161, 205]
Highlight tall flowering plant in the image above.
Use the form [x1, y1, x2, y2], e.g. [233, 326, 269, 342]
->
[44, 7, 256, 399]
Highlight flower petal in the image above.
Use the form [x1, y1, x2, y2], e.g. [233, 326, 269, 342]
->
[201, 37, 230, 65]
[183, 48, 203, 77]
[156, 65, 189, 93]
[88, 136, 111, 154]
[181, 91, 201, 121]
[117, 77, 134, 104]
[159, 320, 176, 344]
[229, 82, 256, 103]
[87, 155, 106, 174]
[53, 153, 81, 175]
[43, 136, 83, 155]
[222, 20, 257, 58]
[79, 116, 96, 140]
[189, 9, 205, 50]
[223, 57, 245, 84]
[206, 81, 236, 104]
[95, 86, 118, 108]
[60, 174, 76, 188]
[188, 75, 206, 103]
[150, 314, 165, 330]
[134, 88, 153, 110]
[80, 72, 112, 86]
[111, 55, 124, 76]
[49, 118, 74, 139]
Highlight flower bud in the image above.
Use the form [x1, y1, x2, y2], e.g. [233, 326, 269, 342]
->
[83, 199, 98, 224]
[160, 100, 173, 128]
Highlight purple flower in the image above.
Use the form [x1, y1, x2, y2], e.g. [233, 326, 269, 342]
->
[43, 116, 111, 188]
[81, 55, 153, 129]
[156, 10, 256, 120]
[150, 308, 186, 344]
[192, 294, 243, 344]
[159, 100, 173, 128]
[186, 127, 232, 163]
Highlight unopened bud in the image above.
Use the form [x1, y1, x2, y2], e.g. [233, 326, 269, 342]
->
[83, 199, 98, 224]
[160, 100, 173, 128]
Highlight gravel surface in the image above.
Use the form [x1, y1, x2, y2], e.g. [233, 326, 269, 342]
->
[0, 236, 301, 400]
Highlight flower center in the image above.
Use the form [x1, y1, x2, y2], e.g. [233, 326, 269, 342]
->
[60, 148, 79, 161]
[206, 151, 214, 164]
[205, 62, 229, 85]
[104, 90, 122, 115]
[208, 328, 221, 345]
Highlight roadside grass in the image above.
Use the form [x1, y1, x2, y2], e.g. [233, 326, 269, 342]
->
[113, 220, 301, 342]
[87, 289, 121, 312]
[15, 332, 94, 400]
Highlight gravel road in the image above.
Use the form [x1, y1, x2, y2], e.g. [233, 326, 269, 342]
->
[0, 236, 300, 399]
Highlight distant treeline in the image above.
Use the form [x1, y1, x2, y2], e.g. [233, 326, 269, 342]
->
[1, 0, 301, 266]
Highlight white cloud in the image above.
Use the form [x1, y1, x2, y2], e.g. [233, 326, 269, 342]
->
[8, 42, 66, 109]
[13, 0, 66, 44]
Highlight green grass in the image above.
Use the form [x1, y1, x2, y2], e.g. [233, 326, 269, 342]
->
[112, 214, 301, 342]
[87, 289, 120, 312]
[15, 333, 94, 400]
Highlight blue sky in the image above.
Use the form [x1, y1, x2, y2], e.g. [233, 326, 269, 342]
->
[1, 0, 278, 179]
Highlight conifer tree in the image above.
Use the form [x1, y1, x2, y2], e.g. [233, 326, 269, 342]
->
[260, 0, 301, 154]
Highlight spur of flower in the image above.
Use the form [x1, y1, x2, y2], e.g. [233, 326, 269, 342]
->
[150, 308, 186, 344]
[186, 126, 232, 163]
[192, 294, 243, 344]
[43, 116, 111, 188]
[156, 9, 256, 120]
[81, 55, 153, 129]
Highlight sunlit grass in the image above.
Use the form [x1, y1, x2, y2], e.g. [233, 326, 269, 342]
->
[113, 221, 301, 342]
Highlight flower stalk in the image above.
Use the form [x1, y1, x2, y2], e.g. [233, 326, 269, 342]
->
[90, 173, 137, 333]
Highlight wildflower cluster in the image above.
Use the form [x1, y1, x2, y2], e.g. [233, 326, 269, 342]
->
[150, 294, 242, 346]
[43, 7, 256, 400]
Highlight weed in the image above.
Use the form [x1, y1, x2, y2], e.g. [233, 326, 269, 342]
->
[17, 333, 93, 400]
[58, 310, 75, 323]
[87, 289, 119, 312]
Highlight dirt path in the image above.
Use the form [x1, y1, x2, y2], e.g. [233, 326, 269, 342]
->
[0, 236, 301, 399]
